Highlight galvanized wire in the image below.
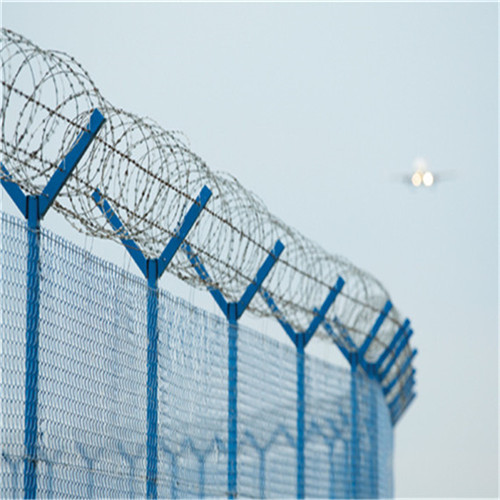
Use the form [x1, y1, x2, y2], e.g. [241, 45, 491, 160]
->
[0, 28, 415, 397]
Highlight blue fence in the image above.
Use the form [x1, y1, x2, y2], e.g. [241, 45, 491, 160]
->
[0, 212, 393, 498]
[0, 99, 409, 499]
[1, 33, 418, 499]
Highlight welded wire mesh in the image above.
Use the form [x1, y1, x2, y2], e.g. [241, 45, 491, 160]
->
[1, 213, 149, 498]
[0, 28, 417, 404]
[1, 213, 27, 499]
[304, 359, 353, 499]
[238, 324, 298, 498]
[1, 213, 393, 498]
[157, 292, 228, 498]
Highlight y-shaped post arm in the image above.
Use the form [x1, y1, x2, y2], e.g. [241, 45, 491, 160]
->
[259, 276, 345, 499]
[181, 238, 284, 499]
[92, 186, 211, 500]
[1, 108, 105, 500]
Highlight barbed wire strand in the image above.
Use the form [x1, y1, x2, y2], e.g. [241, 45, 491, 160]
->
[0, 28, 414, 393]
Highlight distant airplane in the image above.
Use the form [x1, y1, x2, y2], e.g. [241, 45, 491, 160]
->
[391, 158, 456, 188]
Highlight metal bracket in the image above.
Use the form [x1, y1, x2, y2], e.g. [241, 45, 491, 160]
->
[259, 276, 345, 349]
[358, 300, 393, 358]
[182, 239, 284, 320]
[1, 108, 105, 223]
[383, 368, 416, 396]
[92, 185, 212, 280]
[92, 184, 211, 500]
[1, 107, 105, 500]
[374, 319, 410, 372]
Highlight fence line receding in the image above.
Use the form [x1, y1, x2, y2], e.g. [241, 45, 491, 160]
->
[1, 27, 416, 499]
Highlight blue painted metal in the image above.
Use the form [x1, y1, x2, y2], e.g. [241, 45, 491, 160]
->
[367, 381, 381, 499]
[333, 301, 393, 380]
[350, 363, 359, 499]
[24, 196, 40, 500]
[384, 347, 417, 423]
[303, 277, 345, 346]
[391, 349, 418, 386]
[92, 190, 148, 275]
[93, 185, 211, 278]
[237, 240, 285, 316]
[389, 395, 403, 418]
[0, 163, 28, 216]
[383, 368, 416, 396]
[181, 239, 284, 499]
[198, 456, 205, 499]
[296, 334, 305, 499]
[390, 396, 413, 427]
[358, 300, 393, 358]
[92, 185, 212, 279]
[398, 372, 415, 401]
[374, 319, 410, 372]
[321, 304, 400, 496]
[399, 373, 416, 397]
[259, 277, 345, 499]
[378, 332, 415, 382]
[322, 320, 352, 363]
[392, 392, 417, 424]
[38, 109, 105, 217]
[93, 186, 212, 499]
[259, 276, 345, 349]
[2, 107, 104, 220]
[182, 238, 284, 318]
[0, 109, 105, 500]
[259, 452, 266, 499]
[259, 289, 297, 345]
[157, 186, 212, 277]
[332, 316, 358, 352]
[227, 303, 238, 499]
[182, 241, 229, 315]
[146, 259, 159, 499]
[320, 301, 416, 489]
[388, 378, 415, 415]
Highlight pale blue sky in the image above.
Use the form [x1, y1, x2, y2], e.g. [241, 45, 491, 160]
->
[2, 2, 498, 497]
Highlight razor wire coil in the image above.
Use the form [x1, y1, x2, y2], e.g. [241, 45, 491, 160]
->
[0, 27, 414, 386]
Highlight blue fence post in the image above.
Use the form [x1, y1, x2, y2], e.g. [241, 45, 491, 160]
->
[322, 320, 360, 498]
[296, 333, 305, 499]
[322, 300, 393, 499]
[182, 240, 284, 498]
[260, 276, 345, 499]
[350, 356, 358, 500]
[227, 302, 238, 499]
[373, 319, 410, 373]
[368, 377, 378, 499]
[147, 259, 159, 499]
[1, 109, 105, 499]
[93, 185, 212, 499]
[323, 318, 359, 499]
[392, 392, 416, 425]
[25, 196, 40, 500]
[362, 300, 391, 500]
